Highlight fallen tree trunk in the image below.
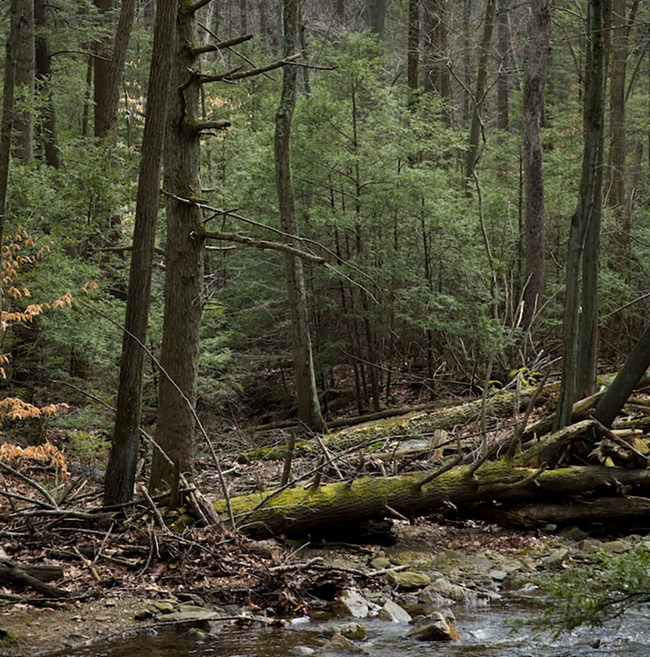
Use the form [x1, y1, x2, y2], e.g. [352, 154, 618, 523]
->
[214, 461, 650, 538]
[241, 388, 539, 461]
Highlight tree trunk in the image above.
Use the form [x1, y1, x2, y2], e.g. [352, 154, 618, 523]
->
[365, 0, 389, 37]
[150, 0, 205, 495]
[521, 0, 551, 330]
[407, 0, 421, 100]
[95, 0, 136, 139]
[422, 0, 451, 122]
[496, 0, 509, 130]
[14, 0, 35, 163]
[274, 0, 326, 433]
[34, 0, 60, 168]
[0, 0, 21, 258]
[104, 0, 177, 506]
[556, 0, 608, 427]
[465, 0, 496, 182]
[215, 459, 650, 538]
[593, 324, 650, 428]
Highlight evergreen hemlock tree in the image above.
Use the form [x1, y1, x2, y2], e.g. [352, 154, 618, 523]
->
[275, 0, 326, 433]
[104, 0, 177, 505]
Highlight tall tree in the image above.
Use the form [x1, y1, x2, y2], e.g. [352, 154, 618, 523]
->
[275, 0, 326, 433]
[149, 0, 206, 494]
[422, 0, 451, 117]
[0, 0, 21, 254]
[13, 0, 35, 163]
[94, 0, 137, 140]
[407, 0, 421, 98]
[465, 0, 497, 182]
[103, 0, 177, 506]
[34, 0, 60, 168]
[521, 0, 551, 330]
[365, 0, 389, 37]
[556, 0, 608, 427]
[496, 0, 510, 130]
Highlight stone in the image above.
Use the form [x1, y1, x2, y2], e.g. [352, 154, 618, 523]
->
[600, 540, 630, 554]
[339, 622, 368, 640]
[134, 608, 154, 620]
[406, 612, 460, 642]
[323, 634, 372, 654]
[152, 601, 176, 614]
[335, 589, 369, 618]
[378, 600, 412, 623]
[542, 548, 570, 568]
[421, 577, 475, 605]
[387, 571, 431, 591]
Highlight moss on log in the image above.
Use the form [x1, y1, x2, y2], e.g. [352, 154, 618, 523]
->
[241, 389, 539, 461]
[215, 461, 650, 537]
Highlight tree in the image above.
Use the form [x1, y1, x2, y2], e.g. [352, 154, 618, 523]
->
[104, 0, 177, 506]
[556, 0, 608, 428]
[521, 0, 551, 330]
[465, 0, 497, 182]
[94, 0, 137, 140]
[13, 0, 35, 163]
[149, 0, 206, 495]
[275, 0, 326, 433]
[34, 0, 60, 168]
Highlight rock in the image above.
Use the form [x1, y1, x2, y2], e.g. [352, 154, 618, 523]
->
[339, 622, 368, 640]
[378, 600, 412, 623]
[600, 540, 630, 554]
[134, 608, 154, 620]
[406, 612, 460, 642]
[560, 526, 590, 541]
[542, 548, 570, 568]
[387, 571, 431, 591]
[288, 647, 316, 656]
[335, 589, 369, 618]
[323, 634, 373, 654]
[152, 600, 176, 614]
[420, 577, 476, 605]
[186, 627, 209, 641]
[488, 570, 508, 581]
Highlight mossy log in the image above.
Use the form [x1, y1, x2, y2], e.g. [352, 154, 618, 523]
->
[214, 461, 650, 538]
[241, 389, 539, 461]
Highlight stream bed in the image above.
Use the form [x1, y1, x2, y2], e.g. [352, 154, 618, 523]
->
[49, 604, 650, 657]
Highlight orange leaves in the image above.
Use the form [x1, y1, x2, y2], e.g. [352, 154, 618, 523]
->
[0, 440, 69, 477]
[0, 397, 69, 421]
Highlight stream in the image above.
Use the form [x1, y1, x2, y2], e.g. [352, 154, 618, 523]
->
[49, 604, 650, 657]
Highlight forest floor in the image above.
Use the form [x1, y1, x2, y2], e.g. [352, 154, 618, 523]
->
[1, 381, 649, 656]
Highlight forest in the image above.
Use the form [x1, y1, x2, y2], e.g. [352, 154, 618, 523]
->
[0, 0, 649, 654]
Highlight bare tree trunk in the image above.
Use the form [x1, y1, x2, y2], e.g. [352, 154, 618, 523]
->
[34, 0, 60, 168]
[496, 0, 509, 130]
[150, 0, 205, 494]
[95, 0, 136, 138]
[465, 0, 496, 182]
[365, 0, 389, 37]
[104, 0, 177, 506]
[594, 324, 650, 428]
[556, 0, 608, 427]
[521, 0, 551, 330]
[13, 0, 34, 163]
[275, 0, 326, 433]
[422, 0, 451, 121]
[407, 0, 421, 100]
[0, 0, 20, 255]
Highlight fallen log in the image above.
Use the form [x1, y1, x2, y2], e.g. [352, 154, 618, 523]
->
[241, 388, 540, 461]
[214, 461, 650, 538]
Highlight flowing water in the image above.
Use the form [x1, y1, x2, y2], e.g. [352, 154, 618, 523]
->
[49, 604, 650, 657]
